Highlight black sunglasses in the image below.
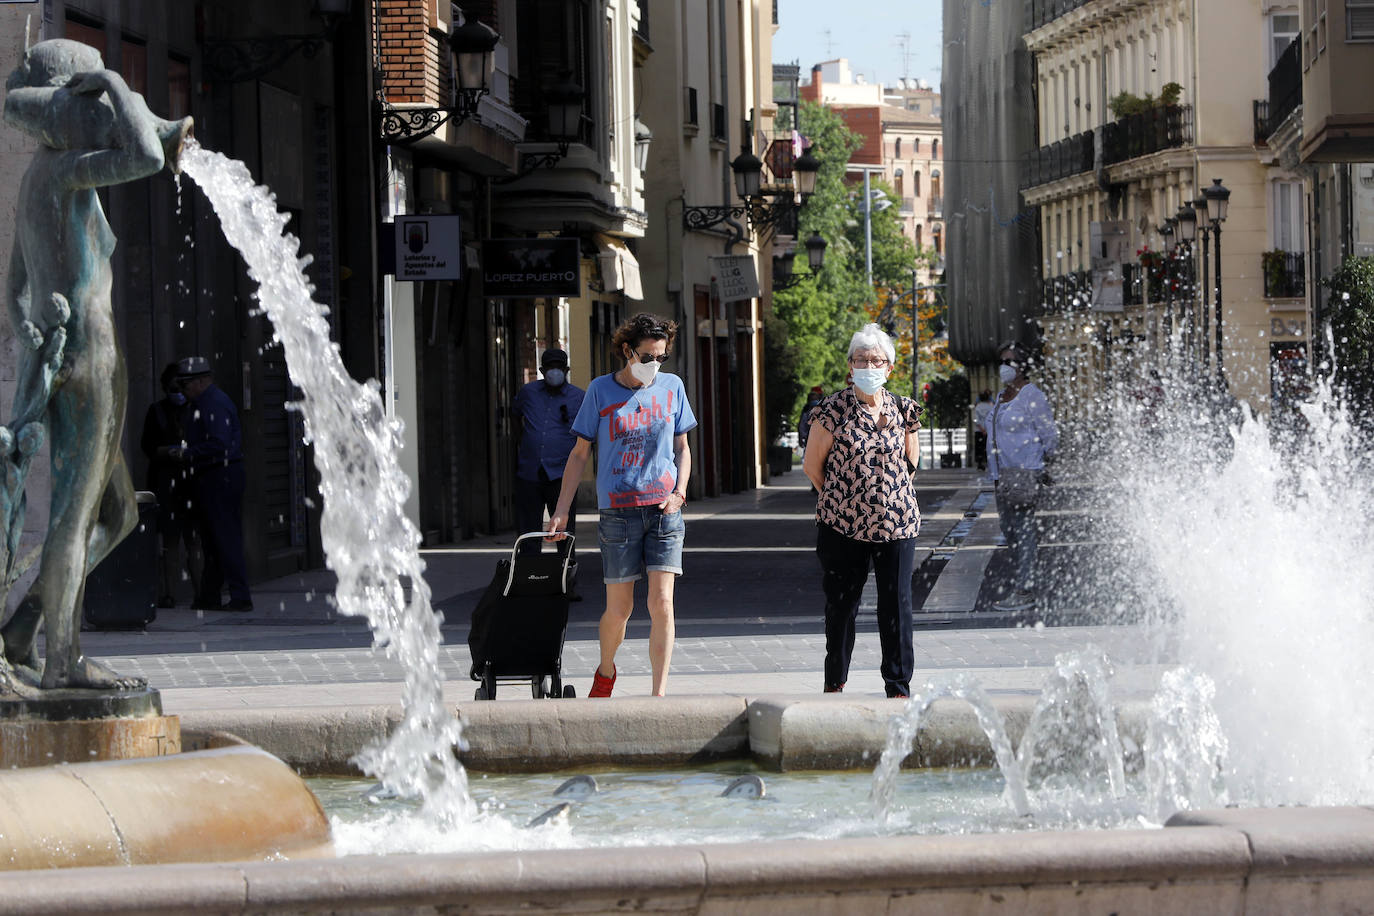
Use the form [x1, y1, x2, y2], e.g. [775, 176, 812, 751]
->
[631, 350, 670, 364]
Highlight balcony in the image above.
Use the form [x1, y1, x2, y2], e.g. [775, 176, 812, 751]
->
[1102, 104, 1192, 166]
[1024, 0, 1092, 33]
[1039, 269, 1092, 312]
[1254, 39, 1301, 143]
[1262, 250, 1305, 298]
[927, 195, 943, 218]
[1019, 129, 1095, 189]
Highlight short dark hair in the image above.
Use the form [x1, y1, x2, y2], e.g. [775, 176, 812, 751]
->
[159, 361, 180, 392]
[612, 313, 677, 353]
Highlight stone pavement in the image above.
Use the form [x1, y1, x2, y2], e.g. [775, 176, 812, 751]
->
[75, 467, 1177, 711]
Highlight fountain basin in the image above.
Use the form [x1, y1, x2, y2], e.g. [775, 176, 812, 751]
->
[0, 743, 332, 870]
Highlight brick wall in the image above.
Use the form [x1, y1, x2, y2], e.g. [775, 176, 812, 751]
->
[378, 0, 443, 105]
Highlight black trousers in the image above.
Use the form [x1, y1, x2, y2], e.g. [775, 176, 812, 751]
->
[194, 463, 250, 604]
[816, 522, 915, 697]
[514, 472, 576, 562]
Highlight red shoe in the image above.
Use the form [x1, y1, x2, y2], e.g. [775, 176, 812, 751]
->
[589, 665, 616, 698]
[823, 683, 844, 693]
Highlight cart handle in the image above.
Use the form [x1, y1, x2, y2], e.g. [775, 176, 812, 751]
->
[505, 532, 577, 596]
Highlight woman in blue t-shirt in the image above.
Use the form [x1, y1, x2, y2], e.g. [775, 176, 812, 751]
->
[548, 313, 698, 698]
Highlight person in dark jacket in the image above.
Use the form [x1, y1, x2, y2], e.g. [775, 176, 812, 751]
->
[139, 361, 202, 607]
[170, 356, 252, 611]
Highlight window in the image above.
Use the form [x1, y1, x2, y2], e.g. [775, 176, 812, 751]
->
[65, 16, 105, 55]
[1350, 0, 1374, 39]
[168, 56, 191, 120]
[894, 169, 903, 198]
[914, 224, 922, 247]
[1272, 180, 1304, 251]
[913, 170, 921, 197]
[912, 138, 920, 155]
[932, 223, 942, 254]
[894, 137, 902, 158]
[931, 138, 939, 159]
[1269, 10, 1300, 64]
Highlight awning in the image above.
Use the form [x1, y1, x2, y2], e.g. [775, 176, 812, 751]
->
[595, 234, 643, 300]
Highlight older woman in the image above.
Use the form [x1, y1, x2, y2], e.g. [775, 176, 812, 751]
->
[803, 324, 923, 698]
[548, 313, 697, 698]
[987, 341, 1058, 612]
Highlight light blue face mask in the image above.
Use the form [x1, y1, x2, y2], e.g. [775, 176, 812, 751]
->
[544, 368, 567, 387]
[851, 367, 887, 395]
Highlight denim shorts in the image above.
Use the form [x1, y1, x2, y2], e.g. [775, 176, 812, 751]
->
[598, 506, 685, 583]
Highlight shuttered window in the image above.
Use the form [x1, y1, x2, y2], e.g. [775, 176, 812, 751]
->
[1350, 0, 1374, 39]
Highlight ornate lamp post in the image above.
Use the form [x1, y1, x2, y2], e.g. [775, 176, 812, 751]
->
[1158, 219, 1175, 345]
[1203, 178, 1231, 381]
[1175, 203, 1197, 362]
[378, 15, 498, 144]
[1193, 193, 1212, 370]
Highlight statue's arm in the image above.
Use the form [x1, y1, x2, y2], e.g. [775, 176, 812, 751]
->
[5, 243, 40, 351]
[60, 70, 164, 190]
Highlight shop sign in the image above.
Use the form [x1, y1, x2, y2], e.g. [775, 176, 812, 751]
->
[482, 239, 581, 297]
[395, 214, 462, 281]
[709, 255, 760, 303]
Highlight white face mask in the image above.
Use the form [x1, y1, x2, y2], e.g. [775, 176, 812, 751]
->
[851, 367, 887, 395]
[543, 368, 566, 387]
[629, 359, 660, 385]
[999, 364, 1018, 384]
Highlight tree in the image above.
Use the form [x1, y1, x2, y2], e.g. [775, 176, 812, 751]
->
[762, 313, 803, 439]
[1325, 256, 1374, 411]
[927, 373, 971, 457]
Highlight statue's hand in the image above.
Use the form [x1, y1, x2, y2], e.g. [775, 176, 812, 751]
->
[17, 321, 42, 351]
[65, 70, 117, 97]
[45, 292, 70, 327]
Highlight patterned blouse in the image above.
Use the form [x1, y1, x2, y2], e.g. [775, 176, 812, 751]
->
[814, 387, 922, 542]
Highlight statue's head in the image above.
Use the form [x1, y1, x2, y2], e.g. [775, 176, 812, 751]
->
[4, 40, 114, 150]
[6, 39, 103, 92]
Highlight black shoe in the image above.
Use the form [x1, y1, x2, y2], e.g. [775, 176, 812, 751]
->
[156, 595, 176, 609]
[223, 599, 254, 612]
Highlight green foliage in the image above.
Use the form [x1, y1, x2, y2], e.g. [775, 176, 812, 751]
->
[1325, 256, 1374, 409]
[1159, 81, 1183, 106]
[927, 373, 970, 454]
[1109, 83, 1183, 118]
[762, 313, 803, 440]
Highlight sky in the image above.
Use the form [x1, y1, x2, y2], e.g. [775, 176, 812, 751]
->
[772, 0, 943, 91]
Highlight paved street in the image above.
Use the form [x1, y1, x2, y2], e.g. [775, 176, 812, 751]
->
[76, 467, 1177, 709]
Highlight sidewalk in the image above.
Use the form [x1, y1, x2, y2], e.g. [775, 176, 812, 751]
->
[77, 468, 1174, 711]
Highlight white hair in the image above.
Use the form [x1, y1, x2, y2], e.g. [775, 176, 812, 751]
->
[847, 323, 896, 365]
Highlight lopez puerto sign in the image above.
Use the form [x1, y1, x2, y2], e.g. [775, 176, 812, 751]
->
[481, 239, 581, 298]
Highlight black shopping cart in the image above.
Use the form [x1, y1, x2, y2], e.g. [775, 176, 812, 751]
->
[468, 532, 576, 700]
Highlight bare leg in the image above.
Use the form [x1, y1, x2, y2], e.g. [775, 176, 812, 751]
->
[646, 571, 676, 696]
[597, 581, 635, 677]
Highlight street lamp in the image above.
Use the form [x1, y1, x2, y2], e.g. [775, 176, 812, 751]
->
[1176, 204, 1198, 361]
[633, 118, 653, 171]
[793, 147, 820, 199]
[804, 231, 828, 270]
[501, 75, 586, 175]
[378, 14, 498, 143]
[1203, 178, 1231, 381]
[1193, 193, 1212, 371]
[731, 148, 765, 199]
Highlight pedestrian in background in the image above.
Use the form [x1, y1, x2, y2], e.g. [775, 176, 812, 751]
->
[803, 323, 922, 698]
[798, 386, 825, 451]
[547, 313, 697, 698]
[140, 361, 202, 608]
[171, 357, 252, 612]
[512, 348, 585, 598]
[987, 342, 1058, 613]
[972, 389, 993, 471]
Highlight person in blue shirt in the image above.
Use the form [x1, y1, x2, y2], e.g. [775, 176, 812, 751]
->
[511, 348, 585, 592]
[170, 356, 252, 612]
[547, 313, 697, 698]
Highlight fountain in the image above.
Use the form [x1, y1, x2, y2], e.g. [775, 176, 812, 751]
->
[5, 34, 1374, 914]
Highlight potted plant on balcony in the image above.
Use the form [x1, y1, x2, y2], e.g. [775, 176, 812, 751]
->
[1262, 249, 1290, 298]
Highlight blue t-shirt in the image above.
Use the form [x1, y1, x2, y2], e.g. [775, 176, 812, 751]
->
[572, 372, 698, 509]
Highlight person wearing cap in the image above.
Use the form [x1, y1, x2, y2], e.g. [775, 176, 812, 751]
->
[171, 356, 252, 612]
[511, 349, 585, 585]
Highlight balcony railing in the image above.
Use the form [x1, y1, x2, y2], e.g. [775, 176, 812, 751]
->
[1102, 104, 1192, 166]
[1024, 0, 1092, 32]
[1039, 269, 1092, 312]
[927, 195, 943, 218]
[1254, 39, 1301, 143]
[1263, 250, 1305, 298]
[1019, 129, 1095, 189]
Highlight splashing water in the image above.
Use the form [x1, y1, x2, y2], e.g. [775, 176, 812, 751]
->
[179, 140, 471, 824]
[1142, 667, 1228, 822]
[872, 673, 1030, 822]
[1104, 368, 1374, 807]
[1016, 649, 1126, 799]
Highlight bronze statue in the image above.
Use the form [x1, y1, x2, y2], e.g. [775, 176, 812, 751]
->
[0, 39, 191, 692]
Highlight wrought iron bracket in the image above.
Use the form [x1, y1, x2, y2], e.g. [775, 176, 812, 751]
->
[492, 141, 575, 184]
[773, 273, 808, 292]
[682, 205, 748, 233]
[683, 196, 799, 240]
[205, 22, 340, 84]
[377, 91, 487, 146]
